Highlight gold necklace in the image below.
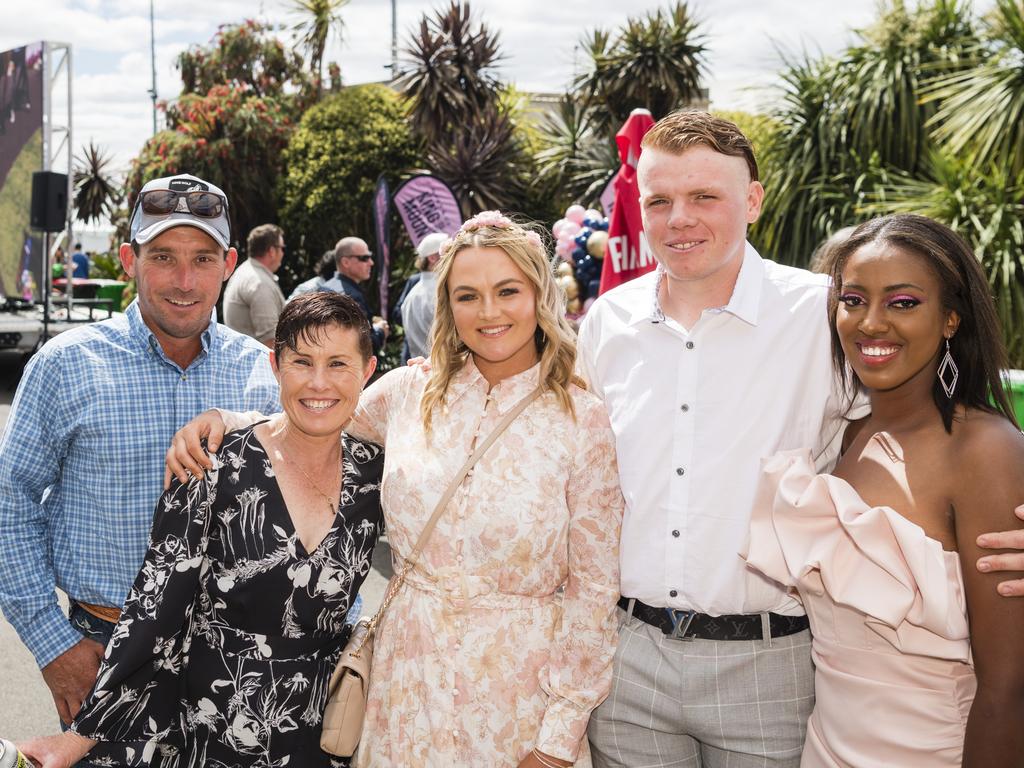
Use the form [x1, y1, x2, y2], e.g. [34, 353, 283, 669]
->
[271, 435, 343, 515]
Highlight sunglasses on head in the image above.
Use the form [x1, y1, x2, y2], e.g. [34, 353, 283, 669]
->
[347, 253, 373, 263]
[139, 189, 226, 218]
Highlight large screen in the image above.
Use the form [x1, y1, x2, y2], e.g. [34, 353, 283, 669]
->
[0, 42, 44, 300]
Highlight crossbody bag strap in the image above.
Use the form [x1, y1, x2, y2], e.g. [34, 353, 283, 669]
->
[357, 385, 544, 643]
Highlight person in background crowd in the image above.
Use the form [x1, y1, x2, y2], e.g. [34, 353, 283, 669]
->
[400, 232, 447, 361]
[0, 173, 279, 767]
[19, 293, 382, 768]
[322, 237, 389, 355]
[71, 243, 89, 279]
[289, 249, 338, 300]
[746, 213, 1024, 765]
[223, 223, 287, 348]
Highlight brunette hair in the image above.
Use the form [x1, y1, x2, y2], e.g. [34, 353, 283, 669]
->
[274, 292, 372, 363]
[247, 223, 283, 259]
[419, 212, 584, 433]
[641, 109, 759, 181]
[827, 213, 1016, 432]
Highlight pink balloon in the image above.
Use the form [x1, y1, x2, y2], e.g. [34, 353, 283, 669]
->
[552, 218, 571, 237]
[560, 221, 581, 238]
[584, 208, 601, 221]
[565, 205, 586, 225]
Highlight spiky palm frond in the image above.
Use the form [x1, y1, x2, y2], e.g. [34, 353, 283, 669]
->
[426, 107, 527, 213]
[924, 0, 1024, 175]
[396, 1, 504, 146]
[73, 141, 119, 225]
[291, 0, 348, 98]
[574, 2, 707, 136]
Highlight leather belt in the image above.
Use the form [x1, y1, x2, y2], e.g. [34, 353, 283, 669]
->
[619, 597, 809, 641]
[75, 601, 121, 624]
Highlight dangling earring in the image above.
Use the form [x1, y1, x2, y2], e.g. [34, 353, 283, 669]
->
[937, 338, 958, 399]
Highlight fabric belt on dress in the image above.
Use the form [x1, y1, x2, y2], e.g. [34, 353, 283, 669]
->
[75, 601, 121, 624]
[618, 596, 809, 641]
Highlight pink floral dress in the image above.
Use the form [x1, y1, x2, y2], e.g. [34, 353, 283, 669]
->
[349, 360, 623, 767]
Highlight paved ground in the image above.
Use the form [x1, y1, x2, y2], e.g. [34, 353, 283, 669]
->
[0, 350, 393, 741]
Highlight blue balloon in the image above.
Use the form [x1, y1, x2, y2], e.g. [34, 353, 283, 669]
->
[572, 246, 587, 260]
[574, 228, 593, 247]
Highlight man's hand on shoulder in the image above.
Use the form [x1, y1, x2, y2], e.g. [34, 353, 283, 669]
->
[977, 503, 1024, 596]
[40, 637, 104, 724]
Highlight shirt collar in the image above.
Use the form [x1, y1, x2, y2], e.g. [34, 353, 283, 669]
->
[628, 241, 764, 327]
[444, 356, 543, 414]
[249, 258, 277, 280]
[124, 298, 218, 366]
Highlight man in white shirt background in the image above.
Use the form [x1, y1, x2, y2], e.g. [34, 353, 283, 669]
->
[223, 224, 286, 347]
[579, 110, 861, 767]
[401, 231, 446, 360]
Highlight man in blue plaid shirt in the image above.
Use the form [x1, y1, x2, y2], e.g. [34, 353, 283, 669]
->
[0, 173, 280, 734]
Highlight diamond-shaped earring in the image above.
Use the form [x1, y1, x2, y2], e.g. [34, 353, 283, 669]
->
[937, 338, 958, 399]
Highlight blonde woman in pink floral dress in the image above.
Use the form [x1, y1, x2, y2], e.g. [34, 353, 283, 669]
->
[168, 212, 624, 768]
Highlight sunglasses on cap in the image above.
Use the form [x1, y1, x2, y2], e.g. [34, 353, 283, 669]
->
[138, 189, 226, 218]
[346, 252, 373, 263]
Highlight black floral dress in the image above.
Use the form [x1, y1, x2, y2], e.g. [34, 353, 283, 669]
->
[72, 425, 384, 768]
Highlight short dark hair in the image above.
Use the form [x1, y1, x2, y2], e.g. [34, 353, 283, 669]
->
[248, 224, 283, 259]
[642, 109, 759, 181]
[827, 213, 1016, 432]
[274, 292, 373, 363]
[317, 250, 337, 280]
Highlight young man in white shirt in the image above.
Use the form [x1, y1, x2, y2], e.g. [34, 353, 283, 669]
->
[579, 110, 858, 767]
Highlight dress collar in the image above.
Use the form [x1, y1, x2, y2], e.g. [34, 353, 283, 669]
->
[444, 356, 543, 414]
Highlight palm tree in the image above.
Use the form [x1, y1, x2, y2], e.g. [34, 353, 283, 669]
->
[924, 0, 1024, 176]
[396, 1, 503, 147]
[534, 96, 617, 208]
[291, 0, 348, 98]
[73, 141, 119, 225]
[752, 0, 977, 265]
[574, 3, 707, 136]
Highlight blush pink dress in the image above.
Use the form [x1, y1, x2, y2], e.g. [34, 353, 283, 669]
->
[744, 450, 975, 767]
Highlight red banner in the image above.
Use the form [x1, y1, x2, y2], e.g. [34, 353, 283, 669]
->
[599, 109, 656, 295]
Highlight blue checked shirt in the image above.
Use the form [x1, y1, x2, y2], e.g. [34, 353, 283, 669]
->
[0, 301, 280, 668]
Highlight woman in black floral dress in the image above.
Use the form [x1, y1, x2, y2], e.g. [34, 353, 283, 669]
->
[23, 294, 383, 768]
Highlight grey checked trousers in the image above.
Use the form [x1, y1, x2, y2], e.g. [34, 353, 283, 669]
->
[588, 608, 814, 768]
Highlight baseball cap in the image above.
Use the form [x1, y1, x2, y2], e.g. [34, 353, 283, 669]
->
[416, 232, 448, 259]
[130, 173, 231, 250]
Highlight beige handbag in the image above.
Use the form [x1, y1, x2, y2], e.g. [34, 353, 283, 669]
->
[320, 387, 543, 757]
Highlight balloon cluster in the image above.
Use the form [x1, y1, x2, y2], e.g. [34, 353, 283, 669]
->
[552, 204, 609, 315]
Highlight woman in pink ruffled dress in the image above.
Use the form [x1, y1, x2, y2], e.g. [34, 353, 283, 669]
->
[745, 214, 1024, 767]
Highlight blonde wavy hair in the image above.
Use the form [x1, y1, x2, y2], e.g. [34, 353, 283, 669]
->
[419, 212, 585, 433]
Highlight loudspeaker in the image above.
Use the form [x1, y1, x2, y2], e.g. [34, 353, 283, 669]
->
[31, 171, 68, 232]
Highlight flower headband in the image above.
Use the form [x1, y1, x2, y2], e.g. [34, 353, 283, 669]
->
[442, 210, 544, 253]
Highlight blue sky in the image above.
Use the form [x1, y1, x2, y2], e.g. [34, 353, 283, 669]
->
[1, 0, 896, 177]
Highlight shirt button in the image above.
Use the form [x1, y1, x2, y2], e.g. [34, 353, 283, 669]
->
[676, 467, 685, 476]
[672, 529, 680, 537]
[680, 404, 689, 412]
[669, 589, 678, 597]
[685, 341, 695, 350]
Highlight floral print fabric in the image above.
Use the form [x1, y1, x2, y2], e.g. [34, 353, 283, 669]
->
[349, 360, 623, 767]
[72, 426, 384, 768]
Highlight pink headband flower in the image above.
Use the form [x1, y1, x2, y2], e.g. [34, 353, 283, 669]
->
[458, 210, 545, 251]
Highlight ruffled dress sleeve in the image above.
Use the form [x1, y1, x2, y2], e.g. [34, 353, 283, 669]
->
[744, 450, 970, 660]
[535, 397, 624, 761]
[71, 456, 219, 752]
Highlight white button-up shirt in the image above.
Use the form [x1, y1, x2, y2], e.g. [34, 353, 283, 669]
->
[577, 242, 867, 616]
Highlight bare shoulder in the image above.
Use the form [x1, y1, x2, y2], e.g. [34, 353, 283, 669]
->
[953, 408, 1024, 470]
